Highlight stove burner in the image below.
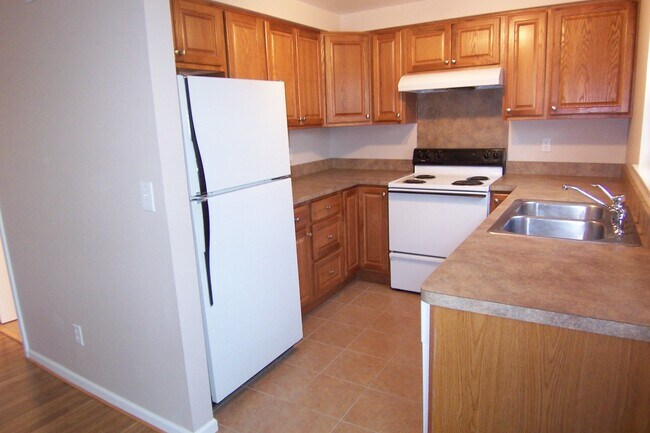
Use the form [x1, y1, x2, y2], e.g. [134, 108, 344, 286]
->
[404, 179, 426, 184]
[415, 174, 436, 179]
[452, 179, 484, 186]
[467, 176, 489, 181]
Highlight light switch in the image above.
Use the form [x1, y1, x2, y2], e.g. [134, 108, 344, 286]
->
[139, 181, 156, 212]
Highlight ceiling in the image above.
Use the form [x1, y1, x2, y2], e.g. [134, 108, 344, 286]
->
[298, 0, 420, 14]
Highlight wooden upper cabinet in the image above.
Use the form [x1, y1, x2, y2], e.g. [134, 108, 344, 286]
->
[265, 21, 300, 126]
[170, 0, 227, 74]
[404, 23, 451, 72]
[225, 11, 267, 80]
[296, 29, 324, 127]
[404, 17, 500, 72]
[547, 1, 636, 115]
[504, 12, 547, 117]
[323, 33, 372, 125]
[451, 17, 501, 68]
[265, 23, 324, 127]
[372, 30, 415, 124]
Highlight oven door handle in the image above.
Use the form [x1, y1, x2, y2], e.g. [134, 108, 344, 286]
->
[388, 190, 488, 198]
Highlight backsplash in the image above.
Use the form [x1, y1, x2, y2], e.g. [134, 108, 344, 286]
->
[417, 89, 507, 149]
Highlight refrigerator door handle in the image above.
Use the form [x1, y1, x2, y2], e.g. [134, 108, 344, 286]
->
[184, 77, 214, 306]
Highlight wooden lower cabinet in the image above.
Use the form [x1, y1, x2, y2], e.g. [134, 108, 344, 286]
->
[358, 186, 390, 282]
[489, 192, 510, 213]
[428, 307, 650, 433]
[295, 226, 314, 308]
[294, 186, 390, 314]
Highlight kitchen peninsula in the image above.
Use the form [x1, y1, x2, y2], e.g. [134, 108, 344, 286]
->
[420, 173, 650, 433]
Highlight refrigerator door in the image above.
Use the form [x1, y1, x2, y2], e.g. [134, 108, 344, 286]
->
[190, 177, 303, 403]
[179, 76, 291, 194]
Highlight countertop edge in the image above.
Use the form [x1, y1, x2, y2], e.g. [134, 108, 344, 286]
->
[422, 291, 650, 342]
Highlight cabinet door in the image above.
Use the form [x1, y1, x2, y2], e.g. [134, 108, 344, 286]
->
[548, 1, 636, 115]
[265, 21, 300, 126]
[343, 188, 359, 276]
[372, 30, 405, 123]
[358, 187, 389, 273]
[171, 0, 227, 72]
[404, 23, 451, 72]
[295, 226, 315, 309]
[323, 33, 371, 125]
[504, 12, 547, 117]
[225, 11, 267, 80]
[296, 28, 324, 127]
[451, 17, 501, 68]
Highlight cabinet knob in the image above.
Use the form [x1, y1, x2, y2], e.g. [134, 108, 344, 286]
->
[327, 234, 333, 240]
[396, 113, 401, 118]
[365, 114, 370, 119]
[328, 270, 335, 276]
[174, 49, 186, 56]
[325, 205, 331, 210]
[451, 59, 456, 65]
[382, 192, 386, 197]
[551, 105, 557, 111]
[306, 232, 313, 237]
[506, 107, 512, 113]
[444, 60, 449, 65]
[299, 116, 306, 121]
[494, 198, 501, 203]
[295, 217, 300, 222]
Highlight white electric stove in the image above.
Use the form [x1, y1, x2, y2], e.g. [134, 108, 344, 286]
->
[388, 148, 506, 293]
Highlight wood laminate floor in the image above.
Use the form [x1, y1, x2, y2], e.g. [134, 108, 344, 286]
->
[0, 333, 154, 433]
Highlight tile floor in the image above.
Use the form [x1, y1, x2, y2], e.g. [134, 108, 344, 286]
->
[214, 280, 423, 433]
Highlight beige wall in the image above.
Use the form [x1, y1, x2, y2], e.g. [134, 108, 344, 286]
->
[627, 0, 650, 166]
[0, 0, 214, 431]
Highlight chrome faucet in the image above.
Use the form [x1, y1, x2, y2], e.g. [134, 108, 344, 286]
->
[562, 184, 627, 236]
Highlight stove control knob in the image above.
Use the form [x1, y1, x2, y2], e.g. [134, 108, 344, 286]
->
[435, 151, 443, 159]
[483, 151, 491, 160]
[493, 152, 500, 160]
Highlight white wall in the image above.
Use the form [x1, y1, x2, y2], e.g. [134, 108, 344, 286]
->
[288, 128, 332, 164]
[219, 0, 340, 30]
[509, 119, 629, 163]
[0, 232, 17, 324]
[330, 124, 416, 159]
[340, 0, 588, 31]
[0, 1, 214, 432]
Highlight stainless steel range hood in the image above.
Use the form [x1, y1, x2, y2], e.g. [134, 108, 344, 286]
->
[398, 66, 503, 93]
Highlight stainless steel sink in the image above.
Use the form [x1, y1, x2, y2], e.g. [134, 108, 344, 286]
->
[488, 199, 641, 246]
[516, 200, 605, 221]
[501, 215, 606, 241]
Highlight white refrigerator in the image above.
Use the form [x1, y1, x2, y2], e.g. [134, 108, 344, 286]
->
[177, 76, 303, 403]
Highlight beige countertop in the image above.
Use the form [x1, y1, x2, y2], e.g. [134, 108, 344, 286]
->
[291, 168, 409, 205]
[421, 174, 650, 342]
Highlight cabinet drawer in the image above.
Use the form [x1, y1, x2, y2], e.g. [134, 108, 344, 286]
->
[314, 251, 343, 296]
[312, 215, 342, 261]
[294, 204, 310, 230]
[311, 193, 341, 222]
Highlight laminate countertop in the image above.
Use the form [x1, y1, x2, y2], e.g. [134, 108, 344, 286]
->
[291, 169, 409, 205]
[421, 174, 650, 342]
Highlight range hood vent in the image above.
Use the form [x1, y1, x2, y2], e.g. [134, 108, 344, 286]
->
[398, 66, 503, 93]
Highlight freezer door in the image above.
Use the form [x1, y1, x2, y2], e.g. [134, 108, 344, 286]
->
[179, 76, 291, 193]
[191, 178, 302, 403]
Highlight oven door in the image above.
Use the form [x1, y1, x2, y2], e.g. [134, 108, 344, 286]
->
[388, 189, 489, 258]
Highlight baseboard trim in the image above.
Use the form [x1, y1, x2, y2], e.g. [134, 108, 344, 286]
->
[27, 350, 218, 433]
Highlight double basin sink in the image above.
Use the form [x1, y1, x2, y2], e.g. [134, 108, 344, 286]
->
[488, 199, 641, 246]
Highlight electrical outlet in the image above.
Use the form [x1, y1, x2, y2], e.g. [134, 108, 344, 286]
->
[139, 181, 156, 212]
[541, 138, 552, 152]
[73, 324, 84, 346]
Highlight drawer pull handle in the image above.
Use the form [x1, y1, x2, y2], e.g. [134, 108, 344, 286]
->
[327, 234, 333, 240]
[325, 205, 332, 210]
[306, 232, 313, 237]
